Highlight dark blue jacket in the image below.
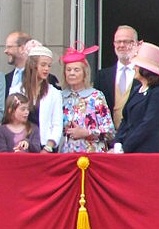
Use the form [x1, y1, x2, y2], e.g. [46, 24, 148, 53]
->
[115, 85, 159, 153]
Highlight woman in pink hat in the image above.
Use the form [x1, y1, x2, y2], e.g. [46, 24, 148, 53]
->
[59, 42, 115, 153]
[114, 42, 159, 153]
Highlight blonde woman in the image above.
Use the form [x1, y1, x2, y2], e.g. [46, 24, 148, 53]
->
[59, 42, 115, 153]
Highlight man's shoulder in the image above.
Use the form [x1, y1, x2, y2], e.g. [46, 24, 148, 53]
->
[98, 64, 117, 74]
[5, 70, 14, 81]
[48, 73, 61, 90]
[97, 64, 117, 81]
[5, 70, 14, 76]
[101, 63, 117, 71]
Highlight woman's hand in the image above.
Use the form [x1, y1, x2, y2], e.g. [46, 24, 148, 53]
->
[13, 140, 29, 152]
[66, 121, 89, 140]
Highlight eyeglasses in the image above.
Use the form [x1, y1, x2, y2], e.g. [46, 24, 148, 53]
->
[5, 45, 20, 49]
[114, 40, 135, 45]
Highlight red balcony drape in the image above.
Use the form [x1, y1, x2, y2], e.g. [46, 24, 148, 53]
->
[0, 153, 159, 229]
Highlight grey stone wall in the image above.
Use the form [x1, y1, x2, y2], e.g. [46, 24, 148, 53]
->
[0, 0, 71, 84]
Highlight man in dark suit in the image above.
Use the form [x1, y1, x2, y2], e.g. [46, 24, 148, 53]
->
[94, 25, 141, 130]
[4, 31, 60, 98]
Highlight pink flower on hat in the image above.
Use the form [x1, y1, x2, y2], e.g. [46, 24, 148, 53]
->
[24, 39, 42, 55]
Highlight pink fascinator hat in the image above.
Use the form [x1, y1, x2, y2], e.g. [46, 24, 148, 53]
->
[131, 42, 159, 75]
[61, 41, 99, 64]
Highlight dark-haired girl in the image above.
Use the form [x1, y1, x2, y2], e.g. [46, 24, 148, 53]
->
[0, 93, 41, 152]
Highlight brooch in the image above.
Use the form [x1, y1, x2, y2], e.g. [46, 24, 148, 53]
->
[143, 91, 148, 96]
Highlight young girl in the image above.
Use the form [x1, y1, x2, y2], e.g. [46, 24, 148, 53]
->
[0, 93, 41, 152]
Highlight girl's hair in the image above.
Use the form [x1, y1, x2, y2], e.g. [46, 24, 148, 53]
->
[62, 59, 92, 89]
[3, 93, 32, 136]
[21, 56, 49, 108]
[139, 67, 159, 86]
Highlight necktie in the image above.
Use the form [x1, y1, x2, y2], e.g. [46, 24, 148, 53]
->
[119, 67, 127, 94]
[11, 69, 23, 87]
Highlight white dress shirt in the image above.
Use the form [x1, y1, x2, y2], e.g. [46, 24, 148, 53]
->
[11, 68, 24, 87]
[116, 61, 135, 91]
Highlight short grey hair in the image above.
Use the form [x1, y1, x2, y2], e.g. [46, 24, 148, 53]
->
[116, 25, 138, 41]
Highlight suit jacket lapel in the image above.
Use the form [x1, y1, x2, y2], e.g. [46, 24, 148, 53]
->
[5, 70, 14, 98]
[108, 64, 117, 108]
[127, 86, 150, 110]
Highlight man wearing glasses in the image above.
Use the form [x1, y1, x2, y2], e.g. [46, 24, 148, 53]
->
[94, 25, 141, 130]
[4, 31, 61, 99]
[4, 31, 32, 98]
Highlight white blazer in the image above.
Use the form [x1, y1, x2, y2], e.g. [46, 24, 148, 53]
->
[9, 83, 63, 146]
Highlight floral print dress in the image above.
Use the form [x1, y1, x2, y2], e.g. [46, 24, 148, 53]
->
[60, 87, 115, 153]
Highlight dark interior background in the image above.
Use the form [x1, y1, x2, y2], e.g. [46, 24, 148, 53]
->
[85, 0, 99, 81]
[102, 0, 159, 68]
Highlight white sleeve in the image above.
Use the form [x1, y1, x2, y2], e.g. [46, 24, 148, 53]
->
[50, 90, 63, 146]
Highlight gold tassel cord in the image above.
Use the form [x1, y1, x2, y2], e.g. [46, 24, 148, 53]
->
[77, 156, 91, 229]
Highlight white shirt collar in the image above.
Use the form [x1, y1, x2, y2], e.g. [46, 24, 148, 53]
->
[117, 60, 135, 71]
[14, 67, 24, 73]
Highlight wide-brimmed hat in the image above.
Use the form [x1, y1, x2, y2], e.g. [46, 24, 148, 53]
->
[28, 46, 53, 59]
[60, 41, 99, 64]
[131, 42, 159, 75]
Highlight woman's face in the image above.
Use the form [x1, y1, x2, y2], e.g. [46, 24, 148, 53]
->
[65, 62, 85, 90]
[134, 65, 142, 81]
[37, 56, 52, 80]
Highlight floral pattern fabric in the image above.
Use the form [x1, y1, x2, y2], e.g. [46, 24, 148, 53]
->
[60, 88, 115, 153]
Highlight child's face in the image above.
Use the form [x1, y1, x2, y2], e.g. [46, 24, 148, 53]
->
[13, 102, 30, 123]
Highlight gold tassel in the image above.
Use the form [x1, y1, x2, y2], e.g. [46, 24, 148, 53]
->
[77, 156, 91, 229]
